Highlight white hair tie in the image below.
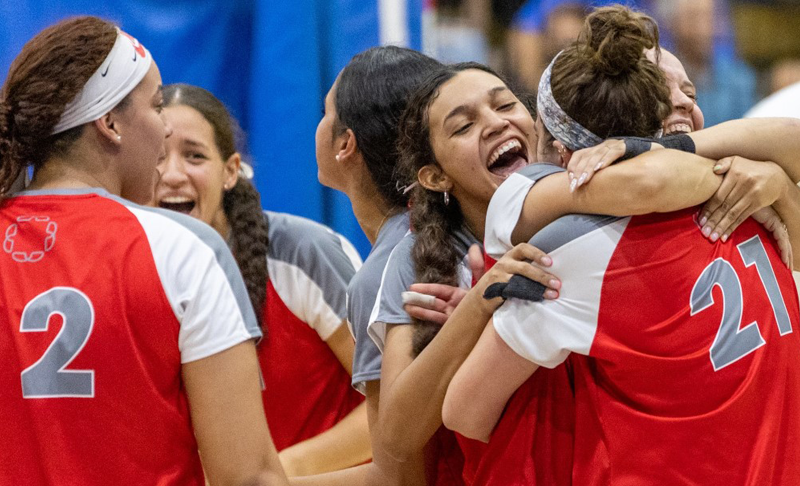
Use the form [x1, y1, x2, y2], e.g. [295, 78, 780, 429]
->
[51, 29, 152, 135]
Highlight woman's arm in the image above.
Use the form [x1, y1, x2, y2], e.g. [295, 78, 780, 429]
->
[376, 244, 556, 461]
[183, 341, 288, 486]
[442, 320, 538, 442]
[511, 151, 721, 245]
[772, 179, 800, 269]
[690, 118, 800, 183]
[279, 324, 372, 476]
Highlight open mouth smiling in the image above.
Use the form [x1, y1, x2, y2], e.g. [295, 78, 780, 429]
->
[488, 138, 529, 177]
[159, 196, 195, 215]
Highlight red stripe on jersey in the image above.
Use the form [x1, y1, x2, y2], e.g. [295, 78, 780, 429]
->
[0, 194, 203, 485]
[259, 281, 363, 451]
[573, 209, 800, 484]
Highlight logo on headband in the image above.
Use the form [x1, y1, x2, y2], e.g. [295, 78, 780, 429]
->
[121, 31, 146, 61]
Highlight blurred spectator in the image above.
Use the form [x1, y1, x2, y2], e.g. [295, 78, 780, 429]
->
[430, 0, 491, 63]
[506, 0, 648, 91]
[662, 0, 757, 126]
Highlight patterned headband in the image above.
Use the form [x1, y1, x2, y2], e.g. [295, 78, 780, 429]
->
[537, 52, 603, 151]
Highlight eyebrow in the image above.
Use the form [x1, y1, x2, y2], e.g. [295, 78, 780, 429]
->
[183, 139, 209, 150]
[442, 86, 509, 126]
[681, 80, 696, 91]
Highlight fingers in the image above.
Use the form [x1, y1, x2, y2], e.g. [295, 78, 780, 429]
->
[401, 290, 437, 308]
[700, 172, 738, 235]
[507, 242, 553, 268]
[468, 244, 485, 281]
[403, 305, 449, 325]
[709, 199, 754, 243]
[498, 246, 560, 293]
[567, 141, 624, 192]
[713, 156, 734, 175]
[408, 283, 459, 300]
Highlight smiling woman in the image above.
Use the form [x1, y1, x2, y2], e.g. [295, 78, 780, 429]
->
[154, 84, 371, 477]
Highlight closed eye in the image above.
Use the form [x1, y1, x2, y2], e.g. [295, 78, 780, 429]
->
[498, 102, 517, 111]
[453, 122, 473, 136]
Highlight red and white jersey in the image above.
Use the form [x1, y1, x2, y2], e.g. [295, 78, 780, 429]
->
[463, 252, 575, 486]
[0, 188, 260, 485]
[258, 211, 364, 451]
[488, 165, 800, 485]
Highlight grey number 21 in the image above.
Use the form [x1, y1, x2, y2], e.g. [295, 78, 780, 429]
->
[20, 287, 95, 398]
[690, 235, 792, 371]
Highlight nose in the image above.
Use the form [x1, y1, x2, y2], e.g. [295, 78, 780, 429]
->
[157, 152, 188, 188]
[672, 88, 695, 114]
[482, 109, 510, 139]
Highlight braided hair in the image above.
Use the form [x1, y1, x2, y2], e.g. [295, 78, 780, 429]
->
[163, 84, 269, 330]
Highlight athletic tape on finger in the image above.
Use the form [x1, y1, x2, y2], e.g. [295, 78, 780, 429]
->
[402, 291, 437, 307]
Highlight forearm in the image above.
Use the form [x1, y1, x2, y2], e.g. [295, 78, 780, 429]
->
[279, 403, 371, 476]
[772, 178, 800, 269]
[512, 152, 721, 245]
[443, 321, 538, 442]
[377, 291, 494, 461]
[691, 118, 800, 183]
[574, 150, 722, 215]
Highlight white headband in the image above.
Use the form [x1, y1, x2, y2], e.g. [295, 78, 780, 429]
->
[51, 29, 152, 135]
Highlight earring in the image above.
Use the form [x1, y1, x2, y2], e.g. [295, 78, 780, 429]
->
[335, 154, 341, 162]
[116, 135, 121, 142]
[443, 191, 450, 206]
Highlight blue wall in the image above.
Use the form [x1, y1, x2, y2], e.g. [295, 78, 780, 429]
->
[0, 0, 422, 257]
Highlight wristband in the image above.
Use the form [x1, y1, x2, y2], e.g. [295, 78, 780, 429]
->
[611, 136, 653, 161]
[484, 274, 547, 303]
[659, 133, 696, 153]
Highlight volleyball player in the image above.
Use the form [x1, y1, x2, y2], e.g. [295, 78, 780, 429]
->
[154, 84, 370, 476]
[445, 6, 800, 484]
[0, 17, 286, 485]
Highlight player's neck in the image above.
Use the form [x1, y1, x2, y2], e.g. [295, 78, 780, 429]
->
[348, 182, 395, 245]
[28, 149, 121, 196]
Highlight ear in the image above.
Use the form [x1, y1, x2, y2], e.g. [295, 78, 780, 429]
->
[418, 164, 453, 193]
[336, 128, 360, 165]
[94, 112, 122, 146]
[552, 140, 573, 167]
[223, 152, 242, 191]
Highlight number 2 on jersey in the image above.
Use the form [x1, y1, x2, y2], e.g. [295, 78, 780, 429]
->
[20, 287, 95, 398]
[690, 235, 794, 371]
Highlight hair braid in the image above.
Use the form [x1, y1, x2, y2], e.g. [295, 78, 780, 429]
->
[223, 178, 269, 331]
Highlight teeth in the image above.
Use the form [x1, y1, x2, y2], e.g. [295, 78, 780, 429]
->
[665, 123, 691, 135]
[489, 139, 522, 166]
[161, 196, 193, 204]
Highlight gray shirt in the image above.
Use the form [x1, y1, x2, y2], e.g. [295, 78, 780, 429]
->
[347, 211, 410, 393]
[368, 226, 479, 352]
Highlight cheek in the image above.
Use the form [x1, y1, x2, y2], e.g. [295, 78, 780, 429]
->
[692, 105, 705, 131]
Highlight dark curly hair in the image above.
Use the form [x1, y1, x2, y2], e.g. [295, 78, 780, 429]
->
[0, 16, 118, 197]
[397, 62, 513, 357]
[163, 84, 269, 331]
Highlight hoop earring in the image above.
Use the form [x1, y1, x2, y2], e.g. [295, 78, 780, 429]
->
[443, 191, 450, 206]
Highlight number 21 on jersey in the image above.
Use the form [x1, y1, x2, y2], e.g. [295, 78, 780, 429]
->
[690, 235, 795, 371]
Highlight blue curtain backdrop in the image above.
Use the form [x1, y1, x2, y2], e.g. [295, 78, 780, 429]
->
[0, 0, 422, 257]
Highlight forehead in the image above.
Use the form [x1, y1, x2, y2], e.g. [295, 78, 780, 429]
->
[164, 105, 215, 142]
[659, 51, 690, 84]
[429, 69, 508, 123]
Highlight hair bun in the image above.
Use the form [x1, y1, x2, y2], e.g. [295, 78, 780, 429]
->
[579, 6, 659, 77]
